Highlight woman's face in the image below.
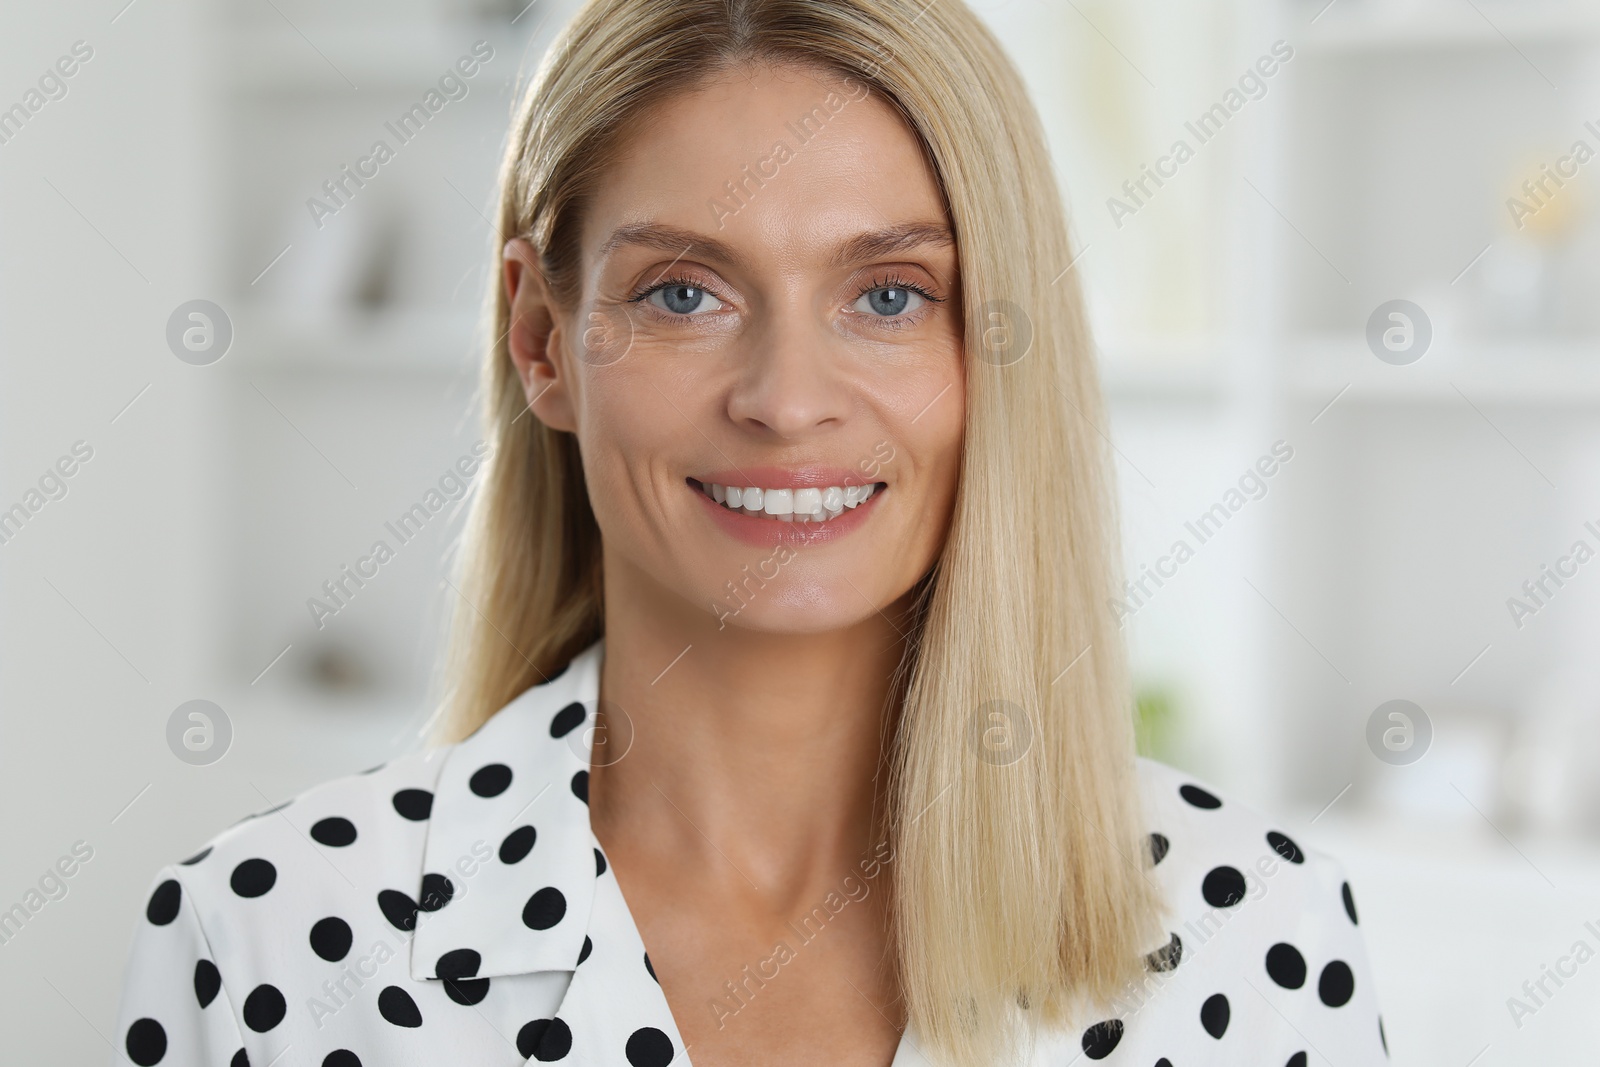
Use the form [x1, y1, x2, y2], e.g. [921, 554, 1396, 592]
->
[506, 62, 964, 634]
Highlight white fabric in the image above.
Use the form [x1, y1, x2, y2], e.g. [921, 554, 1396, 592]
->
[111, 640, 1388, 1065]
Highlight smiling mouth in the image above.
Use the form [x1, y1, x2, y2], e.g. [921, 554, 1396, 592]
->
[687, 478, 886, 523]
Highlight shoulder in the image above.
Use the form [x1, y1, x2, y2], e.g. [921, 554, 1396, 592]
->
[1132, 756, 1361, 929]
[151, 643, 604, 966]
[111, 659, 601, 1064]
[1120, 758, 1385, 1050]
[155, 747, 455, 942]
[1033, 758, 1393, 1062]
[1028, 762, 1387, 1060]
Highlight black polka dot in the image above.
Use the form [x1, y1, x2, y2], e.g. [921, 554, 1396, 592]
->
[1319, 960, 1355, 1007]
[578, 935, 593, 965]
[1342, 881, 1359, 924]
[1200, 992, 1230, 1038]
[194, 959, 221, 1008]
[1156, 1060, 1173, 1067]
[430, 949, 488, 1002]
[180, 846, 211, 866]
[378, 985, 423, 1027]
[1267, 830, 1304, 864]
[517, 1019, 549, 1058]
[1266, 943, 1307, 989]
[520, 1017, 572, 1060]
[523, 886, 567, 930]
[550, 701, 586, 738]
[311, 817, 358, 847]
[323, 1053, 362, 1067]
[500, 825, 537, 864]
[230, 1049, 249, 1067]
[1146, 933, 1182, 972]
[437, 948, 481, 979]
[378, 889, 420, 932]
[419, 872, 455, 912]
[1081, 1019, 1123, 1059]
[125, 1018, 166, 1065]
[1148, 832, 1169, 866]
[1180, 783, 1222, 809]
[595, 848, 608, 876]
[1201, 865, 1247, 907]
[310, 916, 354, 962]
[625, 1026, 675, 1066]
[571, 770, 589, 804]
[470, 763, 513, 797]
[445, 975, 491, 1006]
[230, 859, 277, 898]
[644, 951, 657, 982]
[1287, 1053, 1308, 1067]
[242, 984, 286, 1032]
[146, 880, 181, 925]
[392, 788, 433, 821]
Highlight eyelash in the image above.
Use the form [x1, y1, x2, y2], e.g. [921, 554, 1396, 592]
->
[627, 272, 943, 324]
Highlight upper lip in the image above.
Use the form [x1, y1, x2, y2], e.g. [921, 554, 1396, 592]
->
[691, 466, 885, 489]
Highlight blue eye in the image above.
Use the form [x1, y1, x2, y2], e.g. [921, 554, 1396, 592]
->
[647, 284, 723, 316]
[854, 286, 926, 317]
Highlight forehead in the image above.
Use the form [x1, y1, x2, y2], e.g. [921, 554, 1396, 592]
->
[581, 62, 951, 269]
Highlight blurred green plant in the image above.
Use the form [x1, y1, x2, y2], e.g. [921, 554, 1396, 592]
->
[1134, 681, 1181, 763]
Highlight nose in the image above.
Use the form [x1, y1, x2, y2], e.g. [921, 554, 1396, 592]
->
[724, 310, 852, 439]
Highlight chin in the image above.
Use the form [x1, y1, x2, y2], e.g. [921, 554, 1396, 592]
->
[706, 579, 891, 636]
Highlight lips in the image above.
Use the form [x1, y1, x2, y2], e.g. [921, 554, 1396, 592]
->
[687, 470, 887, 546]
[691, 479, 880, 522]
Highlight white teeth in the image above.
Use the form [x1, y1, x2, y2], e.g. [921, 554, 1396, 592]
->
[844, 485, 865, 507]
[700, 481, 881, 523]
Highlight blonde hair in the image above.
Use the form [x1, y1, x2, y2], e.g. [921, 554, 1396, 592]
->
[435, 0, 1164, 1062]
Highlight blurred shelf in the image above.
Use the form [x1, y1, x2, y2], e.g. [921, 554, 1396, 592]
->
[217, 21, 539, 93]
[1300, 1, 1600, 52]
[1099, 340, 1228, 402]
[232, 302, 483, 374]
[1291, 331, 1600, 406]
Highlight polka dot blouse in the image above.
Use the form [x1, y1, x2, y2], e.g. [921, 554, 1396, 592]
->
[111, 641, 1389, 1065]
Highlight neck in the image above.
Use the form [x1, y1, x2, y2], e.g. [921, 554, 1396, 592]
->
[589, 552, 909, 902]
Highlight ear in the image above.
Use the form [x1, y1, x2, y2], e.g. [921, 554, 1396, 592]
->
[503, 237, 578, 433]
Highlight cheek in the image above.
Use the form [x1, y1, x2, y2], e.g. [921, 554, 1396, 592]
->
[572, 372, 665, 528]
[908, 386, 965, 522]
[883, 350, 964, 493]
[570, 359, 711, 546]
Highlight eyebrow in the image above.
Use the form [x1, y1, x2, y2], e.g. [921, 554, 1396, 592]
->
[596, 220, 955, 275]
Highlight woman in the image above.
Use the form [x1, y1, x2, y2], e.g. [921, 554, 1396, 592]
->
[111, 1, 1386, 1064]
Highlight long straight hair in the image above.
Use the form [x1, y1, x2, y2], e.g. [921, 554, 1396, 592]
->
[434, 1, 1164, 1062]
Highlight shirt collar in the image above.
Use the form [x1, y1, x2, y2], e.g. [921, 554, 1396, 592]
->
[404, 638, 961, 1065]
[411, 639, 607, 982]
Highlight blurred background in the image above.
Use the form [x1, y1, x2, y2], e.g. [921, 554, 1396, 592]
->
[3, 0, 1599, 1061]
